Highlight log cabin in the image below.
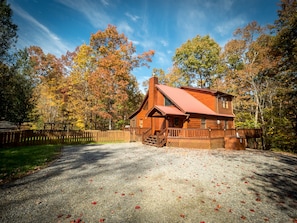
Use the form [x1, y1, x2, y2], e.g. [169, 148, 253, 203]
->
[129, 76, 259, 149]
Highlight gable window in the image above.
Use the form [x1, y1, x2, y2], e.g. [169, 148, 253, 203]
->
[164, 96, 173, 106]
[222, 98, 228, 109]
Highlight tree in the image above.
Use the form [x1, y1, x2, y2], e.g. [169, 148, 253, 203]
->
[0, 0, 18, 63]
[28, 46, 66, 128]
[0, 49, 35, 125]
[172, 35, 221, 87]
[270, 0, 297, 151]
[68, 25, 154, 130]
[142, 68, 167, 92]
[221, 22, 279, 149]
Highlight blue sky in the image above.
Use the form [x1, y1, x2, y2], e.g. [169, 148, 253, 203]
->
[8, 0, 279, 90]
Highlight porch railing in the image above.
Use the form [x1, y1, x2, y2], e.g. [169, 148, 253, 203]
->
[142, 128, 152, 144]
[156, 127, 167, 147]
[167, 128, 261, 139]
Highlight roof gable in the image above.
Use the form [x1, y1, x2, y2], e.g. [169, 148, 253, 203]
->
[146, 105, 187, 117]
[128, 93, 148, 119]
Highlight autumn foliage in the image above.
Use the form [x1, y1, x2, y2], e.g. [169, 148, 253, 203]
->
[27, 25, 154, 130]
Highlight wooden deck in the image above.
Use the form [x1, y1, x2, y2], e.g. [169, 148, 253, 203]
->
[132, 127, 262, 149]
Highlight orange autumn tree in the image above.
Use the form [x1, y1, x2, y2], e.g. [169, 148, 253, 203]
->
[69, 25, 154, 130]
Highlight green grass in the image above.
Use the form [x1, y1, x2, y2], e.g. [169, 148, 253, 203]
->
[0, 145, 62, 184]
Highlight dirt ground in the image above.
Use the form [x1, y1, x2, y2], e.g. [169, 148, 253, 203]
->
[0, 142, 297, 223]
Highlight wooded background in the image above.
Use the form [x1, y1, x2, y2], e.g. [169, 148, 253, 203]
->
[1, 0, 296, 152]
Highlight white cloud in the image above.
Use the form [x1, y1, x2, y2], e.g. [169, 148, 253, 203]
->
[125, 12, 140, 22]
[160, 40, 168, 47]
[57, 0, 111, 29]
[117, 21, 134, 35]
[156, 51, 171, 66]
[100, 0, 109, 6]
[215, 16, 246, 36]
[11, 2, 73, 56]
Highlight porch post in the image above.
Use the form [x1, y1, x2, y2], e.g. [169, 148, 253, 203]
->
[165, 116, 169, 138]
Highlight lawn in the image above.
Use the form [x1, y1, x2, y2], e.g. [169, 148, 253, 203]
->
[0, 145, 62, 184]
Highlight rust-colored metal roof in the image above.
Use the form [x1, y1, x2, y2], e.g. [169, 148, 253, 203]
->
[156, 84, 218, 116]
[146, 105, 187, 117]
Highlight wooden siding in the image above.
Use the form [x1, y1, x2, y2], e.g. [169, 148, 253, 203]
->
[217, 97, 233, 115]
[183, 88, 216, 111]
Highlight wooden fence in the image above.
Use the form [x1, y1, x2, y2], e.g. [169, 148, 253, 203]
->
[0, 130, 130, 148]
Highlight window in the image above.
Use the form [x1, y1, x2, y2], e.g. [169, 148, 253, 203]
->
[222, 98, 228, 108]
[201, 118, 206, 129]
[164, 97, 173, 106]
[224, 120, 228, 129]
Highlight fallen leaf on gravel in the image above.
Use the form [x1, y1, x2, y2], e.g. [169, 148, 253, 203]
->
[292, 219, 297, 223]
[250, 209, 255, 212]
[91, 201, 97, 205]
[57, 214, 63, 218]
[228, 209, 232, 213]
[240, 201, 246, 204]
[135, 205, 141, 209]
[264, 217, 269, 222]
[200, 222, 205, 223]
[256, 198, 261, 202]
[121, 193, 125, 196]
[180, 214, 185, 218]
[66, 214, 72, 218]
[241, 215, 247, 220]
[99, 218, 105, 222]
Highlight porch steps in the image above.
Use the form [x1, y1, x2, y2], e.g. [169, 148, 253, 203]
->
[143, 135, 161, 147]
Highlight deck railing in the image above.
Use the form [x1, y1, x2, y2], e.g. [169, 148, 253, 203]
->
[167, 128, 261, 139]
[142, 128, 152, 144]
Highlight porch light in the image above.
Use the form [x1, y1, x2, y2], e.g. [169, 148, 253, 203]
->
[217, 120, 221, 125]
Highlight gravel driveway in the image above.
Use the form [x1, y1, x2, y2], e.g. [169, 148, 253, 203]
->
[1, 142, 297, 223]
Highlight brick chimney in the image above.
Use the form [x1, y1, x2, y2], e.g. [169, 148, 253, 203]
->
[148, 76, 158, 109]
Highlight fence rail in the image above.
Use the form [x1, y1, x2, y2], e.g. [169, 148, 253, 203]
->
[0, 130, 129, 148]
[167, 128, 261, 139]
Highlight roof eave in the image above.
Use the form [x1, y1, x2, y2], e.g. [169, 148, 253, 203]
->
[128, 93, 148, 119]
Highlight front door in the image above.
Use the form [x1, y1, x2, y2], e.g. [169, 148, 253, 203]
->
[169, 117, 183, 128]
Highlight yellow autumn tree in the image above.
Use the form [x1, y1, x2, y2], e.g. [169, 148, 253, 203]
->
[68, 25, 153, 130]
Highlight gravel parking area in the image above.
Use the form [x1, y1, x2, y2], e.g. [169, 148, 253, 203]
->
[0, 142, 297, 223]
